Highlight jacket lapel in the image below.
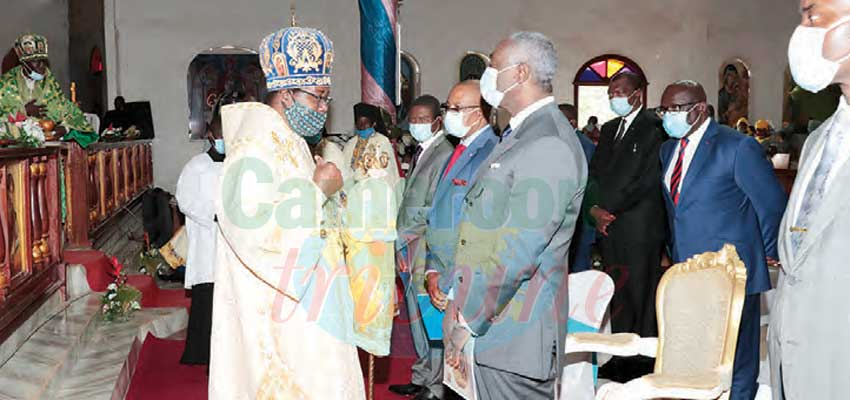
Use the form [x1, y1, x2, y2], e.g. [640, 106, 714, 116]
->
[678, 121, 718, 208]
[660, 140, 675, 200]
[789, 116, 850, 269]
[434, 128, 494, 204]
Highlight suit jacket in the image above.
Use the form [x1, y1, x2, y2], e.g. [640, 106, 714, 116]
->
[660, 120, 786, 295]
[769, 110, 850, 400]
[587, 109, 667, 242]
[452, 103, 587, 381]
[396, 134, 454, 292]
[425, 126, 498, 292]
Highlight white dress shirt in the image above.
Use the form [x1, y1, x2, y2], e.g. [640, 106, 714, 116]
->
[664, 118, 711, 192]
[176, 152, 223, 289]
[509, 96, 555, 130]
[790, 96, 850, 224]
[417, 129, 444, 164]
[461, 125, 488, 147]
[615, 107, 641, 141]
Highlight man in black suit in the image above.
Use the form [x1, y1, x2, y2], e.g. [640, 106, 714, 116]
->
[586, 71, 667, 380]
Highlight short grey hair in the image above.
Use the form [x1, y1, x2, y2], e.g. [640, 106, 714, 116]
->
[507, 31, 558, 93]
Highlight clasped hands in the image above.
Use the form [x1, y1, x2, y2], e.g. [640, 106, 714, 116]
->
[590, 205, 616, 236]
[25, 100, 67, 138]
[312, 155, 343, 197]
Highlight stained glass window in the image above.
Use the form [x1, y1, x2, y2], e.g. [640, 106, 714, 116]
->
[573, 55, 646, 129]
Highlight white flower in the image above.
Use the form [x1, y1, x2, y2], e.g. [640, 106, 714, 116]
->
[102, 304, 109, 312]
[108, 293, 117, 300]
[21, 118, 45, 143]
[131, 301, 141, 310]
[107, 283, 118, 291]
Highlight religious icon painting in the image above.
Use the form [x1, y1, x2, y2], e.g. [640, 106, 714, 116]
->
[717, 59, 751, 127]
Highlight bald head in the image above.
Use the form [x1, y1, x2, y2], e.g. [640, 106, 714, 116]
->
[662, 80, 707, 106]
[446, 80, 488, 138]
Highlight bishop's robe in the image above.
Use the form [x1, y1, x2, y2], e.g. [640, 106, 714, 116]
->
[341, 132, 402, 356]
[0, 66, 97, 147]
[209, 102, 364, 400]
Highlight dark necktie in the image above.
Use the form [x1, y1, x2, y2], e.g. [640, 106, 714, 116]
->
[500, 125, 513, 142]
[614, 119, 627, 145]
[670, 138, 689, 205]
[408, 144, 424, 175]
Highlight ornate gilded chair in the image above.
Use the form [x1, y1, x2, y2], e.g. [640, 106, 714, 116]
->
[565, 244, 748, 400]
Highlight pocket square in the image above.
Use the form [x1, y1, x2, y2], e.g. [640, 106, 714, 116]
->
[452, 178, 468, 186]
[490, 163, 501, 169]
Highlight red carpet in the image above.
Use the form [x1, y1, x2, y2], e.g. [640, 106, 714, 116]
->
[125, 334, 208, 400]
[124, 286, 423, 399]
[64, 250, 190, 309]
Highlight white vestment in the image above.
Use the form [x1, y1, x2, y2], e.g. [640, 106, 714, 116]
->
[209, 102, 365, 399]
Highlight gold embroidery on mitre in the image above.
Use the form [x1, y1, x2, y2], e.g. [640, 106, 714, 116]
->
[286, 30, 323, 73]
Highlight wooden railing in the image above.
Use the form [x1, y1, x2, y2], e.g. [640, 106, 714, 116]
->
[0, 148, 63, 343]
[61, 140, 153, 248]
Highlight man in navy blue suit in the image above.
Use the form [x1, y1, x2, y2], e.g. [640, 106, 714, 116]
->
[559, 103, 596, 272]
[658, 80, 787, 400]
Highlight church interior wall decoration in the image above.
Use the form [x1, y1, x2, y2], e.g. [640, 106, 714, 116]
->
[459, 51, 489, 82]
[186, 50, 265, 140]
[399, 51, 420, 121]
[717, 59, 750, 127]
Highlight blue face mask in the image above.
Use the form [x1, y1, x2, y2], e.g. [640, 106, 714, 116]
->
[23, 63, 45, 81]
[663, 111, 696, 139]
[213, 138, 226, 154]
[284, 99, 328, 139]
[610, 96, 634, 117]
[357, 127, 375, 139]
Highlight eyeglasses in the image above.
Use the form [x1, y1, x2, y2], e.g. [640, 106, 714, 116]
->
[442, 104, 479, 113]
[656, 102, 699, 117]
[293, 88, 333, 106]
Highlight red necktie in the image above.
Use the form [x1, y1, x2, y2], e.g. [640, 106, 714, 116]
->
[670, 138, 689, 205]
[444, 144, 467, 177]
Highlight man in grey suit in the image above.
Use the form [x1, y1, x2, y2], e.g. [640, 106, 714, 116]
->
[770, 2, 850, 398]
[444, 31, 587, 400]
[391, 95, 455, 399]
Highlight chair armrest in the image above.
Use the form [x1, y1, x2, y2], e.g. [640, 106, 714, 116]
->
[566, 333, 658, 358]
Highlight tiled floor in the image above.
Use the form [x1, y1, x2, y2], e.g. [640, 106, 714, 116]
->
[0, 294, 187, 400]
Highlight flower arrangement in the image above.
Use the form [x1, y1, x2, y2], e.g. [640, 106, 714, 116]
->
[138, 248, 167, 276]
[3, 112, 46, 148]
[100, 256, 142, 322]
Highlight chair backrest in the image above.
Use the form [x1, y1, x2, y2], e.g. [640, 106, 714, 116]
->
[655, 244, 747, 376]
[568, 270, 614, 331]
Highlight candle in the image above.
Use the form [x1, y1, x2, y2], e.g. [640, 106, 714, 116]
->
[71, 82, 77, 104]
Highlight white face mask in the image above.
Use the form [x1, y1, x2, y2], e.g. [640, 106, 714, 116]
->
[480, 64, 520, 107]
[409, 123, 434, 142]
[444, 111, 472, 137]
[788, 16, 850, 93]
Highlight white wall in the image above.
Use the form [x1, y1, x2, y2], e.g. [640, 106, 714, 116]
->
[104, 0, 800, 191]
[0, 0, 70, 87]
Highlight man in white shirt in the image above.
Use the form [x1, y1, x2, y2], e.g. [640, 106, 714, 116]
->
[390, 94, 455, 399]
[445, 32, 586, 400]
[176, 102, 225, 366]
[770, 2, 850, 398]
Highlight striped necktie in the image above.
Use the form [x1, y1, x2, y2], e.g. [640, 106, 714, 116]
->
[670, 138, 689, 205]
[500, 125, 513, 142]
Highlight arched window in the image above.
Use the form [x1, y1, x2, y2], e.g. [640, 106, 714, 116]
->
[186, 46, 265, 139]
[573, 55, 647, 128]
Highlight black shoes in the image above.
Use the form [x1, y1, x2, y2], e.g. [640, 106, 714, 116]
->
[412, 389, 441, 400]
[388, 383, 425, 396]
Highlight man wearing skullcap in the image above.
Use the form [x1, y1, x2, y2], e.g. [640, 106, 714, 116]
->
[209, 26, 365, 399]
[754, 119, 772, 144]
[0, 34, 97, 147]
[344, 102, 401, 184]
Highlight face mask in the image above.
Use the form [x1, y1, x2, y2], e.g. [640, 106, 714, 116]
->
[788, 16, 850, 93]
[480, 64, 520, 107]
[610, 94, 636, 117]
[304, 132, 322, 145]
[663, 110, 697, 139]
[284, 99, 328, 139]
[357, 127, 375, 139]
[213, 138, 226, 154]
[22, 63, 44, 81]
[409, 123, 435, 142]
[444, 111, 472, 137]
